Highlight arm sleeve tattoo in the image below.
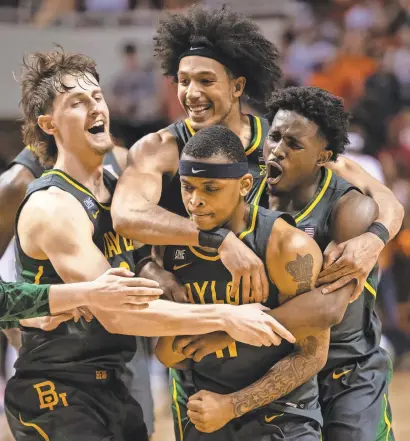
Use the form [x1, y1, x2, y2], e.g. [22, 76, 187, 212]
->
[228, 253, 329, 418]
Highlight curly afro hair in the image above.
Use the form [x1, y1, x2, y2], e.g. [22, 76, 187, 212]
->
[20, 47, 99, 166]
[154, 5, 282, 104]
[266, 87, 350, 161]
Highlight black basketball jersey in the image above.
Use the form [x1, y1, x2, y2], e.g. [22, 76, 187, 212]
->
[10, 146, 122, 179]
[160, 115, 270, 216]
[13, 169, 136, 377]
[295, 167, 381, 370]
[163, 206, 322, 423]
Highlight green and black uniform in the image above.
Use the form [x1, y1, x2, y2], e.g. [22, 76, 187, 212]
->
[294, 167, 394, 441]
[4, 169, 148, 441]
[164, 116, 270, 440]
[164, 206, 322, 441]
[0, 280, 50, 327]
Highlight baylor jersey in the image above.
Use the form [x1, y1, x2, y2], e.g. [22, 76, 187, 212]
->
[295, 167, 381, 370]
[10, 146, 122, 179]
[161, 115, 269, 216]
[164, 206, 322, 423]
[13, 169, 136, 376]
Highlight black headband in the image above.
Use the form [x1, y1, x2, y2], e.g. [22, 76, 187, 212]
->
[178, 46, 240, 77]
[179, 160, 248, 179]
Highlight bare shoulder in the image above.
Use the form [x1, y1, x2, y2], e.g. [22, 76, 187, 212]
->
[127, 128, 179, 173]
[271, 218, 315, 254]
[19, 187, 89, 232]
[331, 189, 378, 242]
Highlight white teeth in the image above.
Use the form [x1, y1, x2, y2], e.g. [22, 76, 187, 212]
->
[90, 121, 104, 128]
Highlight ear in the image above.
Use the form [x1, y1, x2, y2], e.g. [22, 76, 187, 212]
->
[317, 149, 333, 166]
[239, 173, 253, 197]
[37, 115, 56, 136]
[233, 77, 246, 98]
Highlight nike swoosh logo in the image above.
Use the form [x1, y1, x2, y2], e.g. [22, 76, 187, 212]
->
[265, 413, 284, 423]
[173, 263, 192, 271]
[192, 168, 206, 174]
[332, 369, 352, 380]
[92, 210, 99, 219]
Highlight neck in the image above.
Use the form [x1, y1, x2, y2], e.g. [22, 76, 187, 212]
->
[225, 201, 250, 235]
[54, 149, 106, 200]
[270, 168, 323, 215]
[215, 103, 252, 148]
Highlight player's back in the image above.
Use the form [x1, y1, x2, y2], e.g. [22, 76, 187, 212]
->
[295, 167, 381, 370]
[13, 169, 136, 377]
[164, 206, 322, 423]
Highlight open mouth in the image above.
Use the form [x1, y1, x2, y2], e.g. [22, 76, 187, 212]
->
[267, 161, 283, 185]
[87, 121, 105, 135]
[187, 104, 212, 116]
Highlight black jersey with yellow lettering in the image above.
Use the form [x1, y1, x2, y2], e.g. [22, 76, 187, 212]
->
[295, 167, 381, 370]
[163, 205, 322, 423]
[160, 115, 269, 217]
[10, 146, 121, 179]
[13, 169, 136, 377]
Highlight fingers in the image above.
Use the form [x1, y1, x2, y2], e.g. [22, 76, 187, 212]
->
[317, 259, 356, 285]
[104, 267, 135, 277]
[123, 277, 160, 288]
[321, 275, 354, 294]
[125, 287, 163, 297]
[322, 242, 343, 270]
[43, 314, 72, 330]
[350, 280, 364, 303]
[250, 267, 263, 303]
[230, 272, 241, 301]
[173, 335, 199, 353]
[78, 307, 93, 322]
[192, 347, 213, 363]
[266, 317, 295, 344]
[260, 266, 269, 303]
[241, 273, 251, 304]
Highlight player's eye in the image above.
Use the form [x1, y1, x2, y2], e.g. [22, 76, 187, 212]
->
[269, 132, 281, 142]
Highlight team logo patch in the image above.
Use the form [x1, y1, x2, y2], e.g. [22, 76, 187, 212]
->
[303, 227, 315, 238]
[84, 196, 95, 210]
[174, 249, 186, 260]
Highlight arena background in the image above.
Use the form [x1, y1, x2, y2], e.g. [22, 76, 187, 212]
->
[0, 1, 409, 440]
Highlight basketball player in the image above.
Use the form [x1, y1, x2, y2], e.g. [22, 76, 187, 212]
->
[155, 125, 343, 441]
[175, 88, 394, 441]
[4, 48, 293, 441]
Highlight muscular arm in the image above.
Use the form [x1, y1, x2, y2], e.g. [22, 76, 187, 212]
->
[112, 131, 201, 245]
[0, 165, 34, 257]
[327, 156, 404, 240]
[226, 221, 329, 417]
[19, 190, 283, 346]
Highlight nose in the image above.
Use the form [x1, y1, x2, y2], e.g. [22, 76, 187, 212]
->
[270, 139, 286, 162]
[186, 81, 201, 101]
[189, 191, 204, 210]
[89, 97, 103, 117]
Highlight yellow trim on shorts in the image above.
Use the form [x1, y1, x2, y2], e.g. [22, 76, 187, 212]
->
[19, 414, 49, 441]
[295, 169, 332, 224]
[383, 394, 392, 441]
[173, 378, 184, 441]
[42, 170, 110, 210]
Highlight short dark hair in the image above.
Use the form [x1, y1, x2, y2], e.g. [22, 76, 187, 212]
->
[266, 87, 350, 161]
[154, 5, 282, 104]
[20, 47, 99, 166]
[182, 125, 247, 164]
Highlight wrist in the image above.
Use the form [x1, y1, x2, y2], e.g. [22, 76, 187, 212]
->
[226, 393, 242, 418]
[366, 222, 389, 246]
[363, 231, 385, 250]
[198, 228, 231, 250]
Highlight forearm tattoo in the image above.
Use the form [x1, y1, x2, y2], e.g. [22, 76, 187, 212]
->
[285, 253, 314, 295]
[229, 335, 321, 417]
